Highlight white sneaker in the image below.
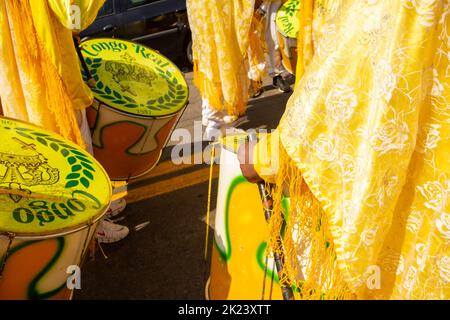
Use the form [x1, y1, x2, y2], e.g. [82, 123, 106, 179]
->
[95, 219, 129, 243]
[104, 198, 127, 219]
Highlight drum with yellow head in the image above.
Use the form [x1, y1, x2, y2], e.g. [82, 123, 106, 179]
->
[0, 117, 111, 299]
[276, 0, 301, 75]
[80, 38, 189, 180]
[207, 134, 289, 300]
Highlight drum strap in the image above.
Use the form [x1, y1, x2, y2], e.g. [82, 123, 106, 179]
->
[0, 232, 15, 279]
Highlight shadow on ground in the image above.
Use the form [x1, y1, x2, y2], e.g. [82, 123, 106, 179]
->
[75, 180, 217, 300]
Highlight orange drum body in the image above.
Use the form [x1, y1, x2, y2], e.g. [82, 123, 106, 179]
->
[0, 228, 99, 300]
[81, 38, 189, 180]
[86, 101, 182, 180]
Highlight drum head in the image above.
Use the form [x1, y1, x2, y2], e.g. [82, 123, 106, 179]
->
[0, 117, 111, 236]
[80, 38, 189, 118]
[276, 0, 301, 39]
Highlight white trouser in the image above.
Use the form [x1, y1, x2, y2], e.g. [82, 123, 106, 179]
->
[262, 0, 285, 78]
[202, 99, 225, 129]
[76, 109, 94, 155]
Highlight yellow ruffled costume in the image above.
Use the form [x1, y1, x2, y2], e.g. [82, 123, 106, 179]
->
[0, 0, 105, 146]
[255, 0, 450, 299]
[187, 0, 257, 117]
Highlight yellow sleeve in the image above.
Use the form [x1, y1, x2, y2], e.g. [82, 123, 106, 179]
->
[29, 0, 95, 110]
[47, 0, 105, 32]
[253, 131, 280, 184]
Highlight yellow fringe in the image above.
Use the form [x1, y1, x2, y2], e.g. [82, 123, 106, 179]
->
[6, 0, 86, 148]
[269, 146, 355, 300]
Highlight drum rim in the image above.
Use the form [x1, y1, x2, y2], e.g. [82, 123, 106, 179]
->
[219, 133, 250, 154]
[80, 37, 190, 119]
[0, 204, 109, 240]
[94, 99, 188, 120]
[0, 116, 113, 237]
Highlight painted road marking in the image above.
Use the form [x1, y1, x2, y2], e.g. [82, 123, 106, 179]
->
[126, 165, 219, 204]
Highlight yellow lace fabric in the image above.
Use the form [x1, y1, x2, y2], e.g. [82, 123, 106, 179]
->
[187, 0, 256, 116]
[0, 0, 104, 146]
[248, 15, 267, 98]
[268, 0, 450, 299]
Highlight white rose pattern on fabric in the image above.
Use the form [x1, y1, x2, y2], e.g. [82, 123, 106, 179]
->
[276, 0, 450, 299]
[325, 84, 358, 123]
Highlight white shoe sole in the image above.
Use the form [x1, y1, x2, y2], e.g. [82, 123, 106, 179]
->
[96, 229, 129, 243]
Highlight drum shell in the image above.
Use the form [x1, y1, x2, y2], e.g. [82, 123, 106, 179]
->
[207, 143, 283, 300]
[87, 100, 185, 180]
[0, 218, 102, 300]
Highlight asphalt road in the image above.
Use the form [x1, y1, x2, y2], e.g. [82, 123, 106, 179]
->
[74, 72, 292, 300]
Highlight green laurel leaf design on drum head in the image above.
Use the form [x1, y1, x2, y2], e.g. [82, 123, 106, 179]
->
[50, 143, 59, 152]
[16, 131, 34, 140]
[9, 126, 97, 190]
[71, 165, 82, 172]
[65, 180, 79, 188]
[83, 170, 94, 180]
[104, 86, 112, 95]
[80, 177, 90, 188]
[80, 39, 188, 117]
[61, 149, 69, 157]
[66, 173, 81, 179]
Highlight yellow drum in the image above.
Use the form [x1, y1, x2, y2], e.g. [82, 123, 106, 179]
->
[0, 117, 111, 300]
[80, 38, 189, 180]
[207, 134, 289, 300]
[276, 0, 301, 75]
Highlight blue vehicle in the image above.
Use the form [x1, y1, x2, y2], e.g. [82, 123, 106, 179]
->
[81, 0, 192, 68]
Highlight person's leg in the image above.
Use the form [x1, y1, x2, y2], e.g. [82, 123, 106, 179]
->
[202, 98, 225, 141]
[77, 109, 93, 155]
[105, 181, 128, 219]
[202, 98, 242, 141]
[265, 1, 283, 78]
[266, 0, 291, 92]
